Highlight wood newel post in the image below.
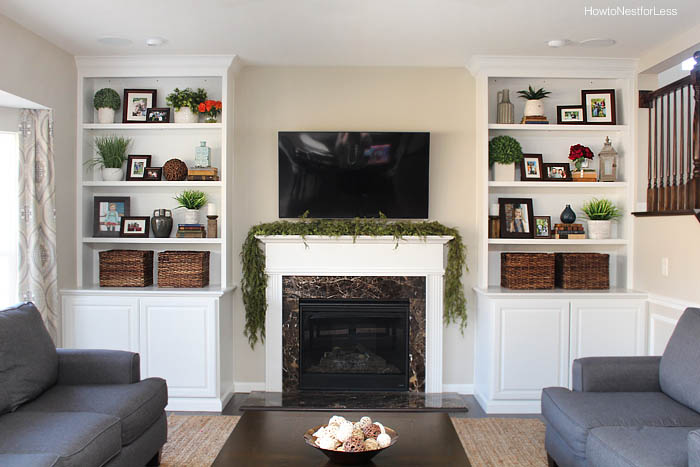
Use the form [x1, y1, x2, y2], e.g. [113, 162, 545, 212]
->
[692, 51, 700, 209]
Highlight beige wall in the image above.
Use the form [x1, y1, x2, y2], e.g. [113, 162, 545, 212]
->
[0, 14, 77, 289]
[0, 107, 18, 131]
[232, 66, 477, 386]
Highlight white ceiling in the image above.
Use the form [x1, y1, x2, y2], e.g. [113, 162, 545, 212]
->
[1, 0, 699, 66]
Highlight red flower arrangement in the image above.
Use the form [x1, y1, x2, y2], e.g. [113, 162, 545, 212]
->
[198, 100, 222, 123]
[568, 144, 594, 171]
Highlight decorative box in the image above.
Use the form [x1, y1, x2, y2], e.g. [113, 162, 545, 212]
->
[555, 253, 609, 289]
[157, 250, 210, 288]
[501, 253, 555, 289]
[99, 250, 154, 287]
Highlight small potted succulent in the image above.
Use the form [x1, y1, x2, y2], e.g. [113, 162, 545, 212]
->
[174, 189, 208, 224]
[581, 198, 621, 239]
[489, 135, 523, 181]
[198, 100, 222, 123]
[93, 88, 121, 124]
[84, 135, 131, 181]
[517, 85, 551, 117]
[166, 88, 208, 123]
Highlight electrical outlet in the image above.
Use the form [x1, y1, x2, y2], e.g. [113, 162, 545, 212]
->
[661, 257, 669, 277]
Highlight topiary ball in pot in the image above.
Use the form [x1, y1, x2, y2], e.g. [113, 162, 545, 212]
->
[93, 88, 121, 124]
[489, 135, 523, 182]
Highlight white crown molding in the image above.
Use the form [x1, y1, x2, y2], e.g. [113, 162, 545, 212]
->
[75, 54, 236, 77]
[467, 55, 638, 79]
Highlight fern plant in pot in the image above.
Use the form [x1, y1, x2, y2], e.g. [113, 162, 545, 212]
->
[489, 135, 523, 181]
[581, 198, 621, 239]
[84, 135, 131, 181]
[174, 190, 208, 224]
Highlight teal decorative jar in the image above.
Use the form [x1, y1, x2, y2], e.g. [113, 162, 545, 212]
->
[194, 141, 211, 168]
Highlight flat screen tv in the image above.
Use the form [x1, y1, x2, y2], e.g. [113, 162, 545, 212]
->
[278, 131, 429, 218]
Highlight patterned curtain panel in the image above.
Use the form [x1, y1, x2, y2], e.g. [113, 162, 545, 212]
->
[18, 109, 59, 342]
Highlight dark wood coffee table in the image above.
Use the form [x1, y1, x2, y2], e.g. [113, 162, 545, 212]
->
[212, 411, 470, 466]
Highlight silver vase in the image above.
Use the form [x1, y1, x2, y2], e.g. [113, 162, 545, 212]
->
[497, 89, 514, 124]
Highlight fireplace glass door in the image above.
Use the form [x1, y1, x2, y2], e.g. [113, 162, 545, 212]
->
[299, 300, 409, 391]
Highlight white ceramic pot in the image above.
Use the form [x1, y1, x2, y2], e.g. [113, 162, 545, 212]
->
[97, 108, 115, 124]
[587, 220, 612, 239]
[184, 209, 200, 225]
[524, 99, 545, 117]
[492, 163, 516, 182]
[174, 108, 198, 124]
[101, 167, 123, 181]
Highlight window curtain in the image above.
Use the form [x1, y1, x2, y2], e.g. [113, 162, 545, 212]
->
[18, 109, 59, 341]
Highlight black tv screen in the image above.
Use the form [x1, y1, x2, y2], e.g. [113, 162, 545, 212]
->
[278, 131, 429, 218]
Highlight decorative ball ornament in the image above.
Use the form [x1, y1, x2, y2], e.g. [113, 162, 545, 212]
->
[343, 436, 366, 452]
[318, 436, 339, 450]
[364, 438, 380, 451]
[335, 421, 354, 443]
[359, 416, 373, 429]
[362, 424, 381, 439]
[377, 432, 391, 449]
[163, 158, 188, 181]
[329, 415, 346, 427]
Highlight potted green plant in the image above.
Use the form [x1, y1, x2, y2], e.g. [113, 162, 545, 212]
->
[581, 198, 621, 239]
[489, 135, 523, 181]
[84, 135, 131, 181]
[93, 88, 121, 124]
[517, 85, 551, 117]
[166, 88, 208, 124]
[174, 189, 208, 224]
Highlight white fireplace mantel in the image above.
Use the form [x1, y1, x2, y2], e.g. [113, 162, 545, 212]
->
[258, 235, 452, 393]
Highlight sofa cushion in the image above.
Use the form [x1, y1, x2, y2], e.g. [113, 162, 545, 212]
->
[0, 453, 60, 467]
[0, 411, 121, 467]
[541, 387, 700, 459]
[587, 426, 695, 467]
[689, 430, 700, 467]
[660, 308, 700, 413]
[0, 303, 58, 414]
[19, 377, 167, 445]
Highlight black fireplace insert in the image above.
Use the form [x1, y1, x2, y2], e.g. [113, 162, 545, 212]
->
[299, 299, 409, 391]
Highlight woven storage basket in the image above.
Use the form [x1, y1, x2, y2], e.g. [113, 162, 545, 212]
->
[555, 253, 609, 289]
[158, 251, 210, 288]
[501, 253, 555, 289]
[99, 250, 154, 287]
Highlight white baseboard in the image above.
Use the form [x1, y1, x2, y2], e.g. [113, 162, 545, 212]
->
[233, 381, 266, 393]
[443, 384, 474, 395]
[473, 390, 541, 415]
[166, 397, 226, 412]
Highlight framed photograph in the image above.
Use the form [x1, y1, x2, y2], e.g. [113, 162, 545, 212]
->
[146, 107, 170, 123]
[499, 198, 535, 239]
[557, 105, 585, 125]
[581, 89, 616, 125]
[120, 216, 150, 238]
[144, 167, 162, 181]
[126, 155, 152, 181]
[122, 89, 157, 123]
[520, 154, 544, 181]
[543, 163, 572, 181]
[534, 216, 552, 239]
[93, 196, 130, 237]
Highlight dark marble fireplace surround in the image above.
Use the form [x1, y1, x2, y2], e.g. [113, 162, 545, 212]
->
[282, 276, 426, 392]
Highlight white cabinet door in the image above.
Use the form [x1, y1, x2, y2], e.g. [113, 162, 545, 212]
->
[139, 297, 217, 398]
[493, 299, 570, 400]
[570, 299, 647, 366]
[62, 295, 139, 351]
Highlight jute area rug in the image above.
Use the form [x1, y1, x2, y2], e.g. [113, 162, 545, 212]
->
[162, 415, 547, 467]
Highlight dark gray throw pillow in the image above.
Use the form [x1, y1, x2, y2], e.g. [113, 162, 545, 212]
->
[0, 302, 58, 414]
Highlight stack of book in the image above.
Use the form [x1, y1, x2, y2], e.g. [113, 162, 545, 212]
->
[520, 115, 549, 124]
[187, 167, 219, 181]
[554, 223, 586, 239]
[176, 224, 206, 238]
[572, 169, 598, 182]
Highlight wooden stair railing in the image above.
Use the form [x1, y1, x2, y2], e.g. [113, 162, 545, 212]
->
[635, 51, 700, 222]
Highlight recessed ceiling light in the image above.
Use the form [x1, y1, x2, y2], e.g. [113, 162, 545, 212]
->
[547, 39, 572, 48]
[146, 37, 167, 47]
[97, 37, 132, 47]
[579, 38, 616, 48]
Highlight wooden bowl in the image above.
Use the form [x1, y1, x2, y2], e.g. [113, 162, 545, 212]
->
[303, 424, 398, 465]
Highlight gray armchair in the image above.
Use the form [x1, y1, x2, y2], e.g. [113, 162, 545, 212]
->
[542, 307, 700, 467]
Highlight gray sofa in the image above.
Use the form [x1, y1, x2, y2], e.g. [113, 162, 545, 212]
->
[542, 307, 700, 467]
[0, 302, 168, 467]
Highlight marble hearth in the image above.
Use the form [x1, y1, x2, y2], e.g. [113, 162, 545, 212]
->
[258, 235, 452, 393]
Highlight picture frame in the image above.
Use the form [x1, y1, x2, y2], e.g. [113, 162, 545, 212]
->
[499, 197, 535, 239]
[543, 163, 573, 181]
[93, 196, 130, 237]
[126, 155, 152, 181]
[581, 89, 616, 125]
[144, 167, 162, 181]
[520, 154, 544, 181]
[122, 89, 157, 123]
[146, 107, 170, 123]
[120, 216, 150, 238]
[534, 216, 552, 239]
[556, 105, 585, 125]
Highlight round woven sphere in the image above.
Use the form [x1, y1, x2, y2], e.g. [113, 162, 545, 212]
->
[363, 438, 380, 451]
[362, 423, 381, 439]
[342, 435, 366, 453]
[163, 159, 188, 181]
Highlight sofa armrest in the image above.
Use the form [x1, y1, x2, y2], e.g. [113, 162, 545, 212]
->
[572, 356, 661, 392]
[689, 430, 700, 467]
[56, 349, 140, 385]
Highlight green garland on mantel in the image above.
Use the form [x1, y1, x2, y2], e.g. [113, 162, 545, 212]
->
[240, 216, 467, 348]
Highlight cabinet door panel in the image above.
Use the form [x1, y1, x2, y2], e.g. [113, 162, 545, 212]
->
[62, 296, 138, 351]
[495, 299, 570, 399]
[140, 297, 217, 398]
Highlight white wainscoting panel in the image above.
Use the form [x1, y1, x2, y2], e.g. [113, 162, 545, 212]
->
[62, 296, 139, 352]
